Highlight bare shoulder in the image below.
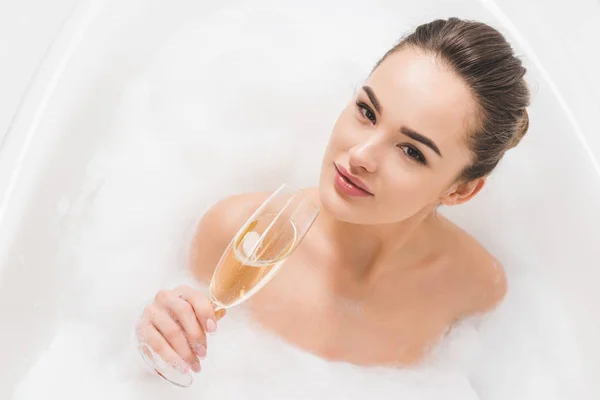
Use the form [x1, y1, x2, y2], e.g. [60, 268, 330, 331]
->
[190, 191, 273, 283]
[436, 214, 507, 317]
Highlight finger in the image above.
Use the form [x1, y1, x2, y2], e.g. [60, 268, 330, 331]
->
[149, 305, 200, 372]
[164, 296, 207, 358]
[139, 323, 194, 374]
[175, 286, 219, 334]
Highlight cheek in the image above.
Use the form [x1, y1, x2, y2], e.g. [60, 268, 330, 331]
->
[326, 107, 357, 151]
[380, 163, 443, 206]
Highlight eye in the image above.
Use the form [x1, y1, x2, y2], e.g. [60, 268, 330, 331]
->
[356, 102, 376, 124]
[399, 144, 427, 165]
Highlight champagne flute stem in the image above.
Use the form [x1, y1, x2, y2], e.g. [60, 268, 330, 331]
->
[210, 299, 227, 319]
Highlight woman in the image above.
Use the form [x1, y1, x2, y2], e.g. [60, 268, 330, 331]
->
[137, 17, 530, 374]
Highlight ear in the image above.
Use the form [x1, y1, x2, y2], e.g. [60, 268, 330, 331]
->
[440, 177, 486, 206]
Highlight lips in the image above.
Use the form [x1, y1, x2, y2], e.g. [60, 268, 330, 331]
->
[334, 164, 374, 197]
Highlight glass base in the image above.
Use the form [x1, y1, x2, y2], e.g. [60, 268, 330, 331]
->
[138, 342, 193, 388]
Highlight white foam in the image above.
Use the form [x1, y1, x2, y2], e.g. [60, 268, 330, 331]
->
[14, 4, 582, 399]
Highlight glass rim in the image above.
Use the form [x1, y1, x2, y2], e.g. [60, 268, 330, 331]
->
[273, 182, 320, 212]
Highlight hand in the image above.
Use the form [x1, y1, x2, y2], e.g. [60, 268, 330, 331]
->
[136, 285, 225, 373]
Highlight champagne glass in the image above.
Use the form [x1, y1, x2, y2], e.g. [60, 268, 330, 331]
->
[138, 183, 319, 387]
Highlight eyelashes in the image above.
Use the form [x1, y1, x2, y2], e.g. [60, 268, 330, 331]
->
[398, 144, 426, 165]
[356, 101, 376, 124]
[354, 101, 428, 165]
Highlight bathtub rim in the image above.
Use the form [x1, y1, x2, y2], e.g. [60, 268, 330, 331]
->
[0, 0, 104, 279]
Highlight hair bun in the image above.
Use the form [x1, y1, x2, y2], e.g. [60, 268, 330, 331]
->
[509, 108, 529, 149]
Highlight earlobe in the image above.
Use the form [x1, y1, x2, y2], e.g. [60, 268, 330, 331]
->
[440, 191, 462, 206]
[439, 183, 460, 206]
[440, 178, 486, 206]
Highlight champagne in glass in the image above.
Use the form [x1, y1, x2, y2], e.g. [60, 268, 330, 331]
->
[209, 213, 298, 308]
[140, 184, 319, 387]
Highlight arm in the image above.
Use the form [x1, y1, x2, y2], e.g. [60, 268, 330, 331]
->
[465, 257, 508, 316]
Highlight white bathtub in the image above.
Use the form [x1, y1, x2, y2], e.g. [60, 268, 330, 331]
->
[0, 0, 599, 398]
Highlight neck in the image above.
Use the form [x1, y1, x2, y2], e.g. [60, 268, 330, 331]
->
[321, 206, 436, 286]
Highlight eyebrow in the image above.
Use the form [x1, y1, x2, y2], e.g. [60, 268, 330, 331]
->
[362, 86, 381, 114]
[400, 127, 442, 156]
[362, 85, 442, 157]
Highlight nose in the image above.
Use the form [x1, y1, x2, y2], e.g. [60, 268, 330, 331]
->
[348, 138, 380, 174]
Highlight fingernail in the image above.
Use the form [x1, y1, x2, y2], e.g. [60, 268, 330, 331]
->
[191, 360, 201, 373]
[206, 319, 217, 334]
[172, 360, 189, 374]
[194, 343, 207, 359]
[140, 344, 153, 359]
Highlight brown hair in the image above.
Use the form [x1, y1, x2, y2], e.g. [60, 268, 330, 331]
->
[375, 17, 530, 181]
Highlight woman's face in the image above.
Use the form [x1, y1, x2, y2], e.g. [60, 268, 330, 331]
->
[319, 47, 479, 225]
